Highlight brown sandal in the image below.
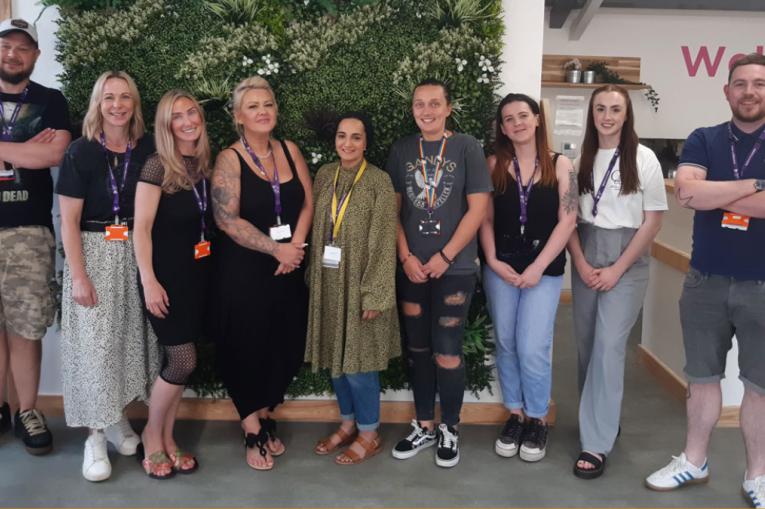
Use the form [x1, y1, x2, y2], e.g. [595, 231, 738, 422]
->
[314, 426, 357, 455]
[335, 435, 382, 465]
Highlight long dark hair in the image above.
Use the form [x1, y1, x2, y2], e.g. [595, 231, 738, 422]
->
[578, 84, 639, 195]
[492, 93, 556, 194]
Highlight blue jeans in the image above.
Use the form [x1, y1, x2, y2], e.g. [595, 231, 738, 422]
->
[483, 265, 562, 418]
[331, 371, 381, 431]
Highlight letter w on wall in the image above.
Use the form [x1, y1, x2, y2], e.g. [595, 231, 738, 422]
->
[682, 46, 726, 77]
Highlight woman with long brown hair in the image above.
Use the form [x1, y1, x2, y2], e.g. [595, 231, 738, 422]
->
[479, 93, 577, 463]
[133, 90, 212, 478]
[569, 85, 667, 479]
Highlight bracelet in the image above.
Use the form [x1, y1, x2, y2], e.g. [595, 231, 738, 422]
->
[439, 249, 455, 265]
[401, 252, 413, 264]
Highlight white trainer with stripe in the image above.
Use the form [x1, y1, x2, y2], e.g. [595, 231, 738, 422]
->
[743, 473, 764, 508]
[645, 453, 709, 491]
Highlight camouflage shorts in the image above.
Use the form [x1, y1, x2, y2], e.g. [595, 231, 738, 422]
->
[0, 226, 56, 340]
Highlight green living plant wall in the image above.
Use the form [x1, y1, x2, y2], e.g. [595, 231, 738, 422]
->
[50, 0, 503, 398]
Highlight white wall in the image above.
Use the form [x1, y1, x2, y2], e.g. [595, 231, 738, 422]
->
[500, 0, 544, 99]
[543, 8, 765, 140]
[11, 1, 62, 89]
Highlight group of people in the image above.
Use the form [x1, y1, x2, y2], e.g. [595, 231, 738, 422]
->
[0, 17, 763, 507]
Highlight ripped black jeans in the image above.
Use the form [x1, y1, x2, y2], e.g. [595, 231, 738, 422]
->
[396, 271, 476, 426]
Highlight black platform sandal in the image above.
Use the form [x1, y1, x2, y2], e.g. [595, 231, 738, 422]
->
[573, 451, 607, 479]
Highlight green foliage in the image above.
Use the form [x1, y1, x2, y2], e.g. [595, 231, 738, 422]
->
[41, 0, 135, 11]
[55, 0, 502, 397]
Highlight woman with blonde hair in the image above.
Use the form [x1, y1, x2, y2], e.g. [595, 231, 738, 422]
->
[133, 90, 212, 478]
[211, 76, 313, 471]
[57, 71, 159, 482]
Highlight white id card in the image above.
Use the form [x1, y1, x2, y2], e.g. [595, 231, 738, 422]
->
[269, 224, 292, 241]
[322, 245, 342, 268]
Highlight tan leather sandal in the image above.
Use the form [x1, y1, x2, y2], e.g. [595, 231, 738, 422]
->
[335, 435, 382, 465]
[314, 426, 357, 455]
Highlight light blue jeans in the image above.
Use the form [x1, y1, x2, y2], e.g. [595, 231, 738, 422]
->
[331, 371, 381, 431]
[483, 265, 563, 418]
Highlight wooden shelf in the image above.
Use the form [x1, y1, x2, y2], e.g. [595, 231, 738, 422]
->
[542, 81, 648, 90]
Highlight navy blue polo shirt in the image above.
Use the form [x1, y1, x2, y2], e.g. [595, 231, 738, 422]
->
[680, 121, 765, 280]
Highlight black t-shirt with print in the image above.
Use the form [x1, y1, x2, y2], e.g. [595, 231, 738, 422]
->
[56, 135, 156, 230]
[0, 81, 71, 230]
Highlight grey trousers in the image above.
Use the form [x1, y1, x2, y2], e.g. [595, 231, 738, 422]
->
[572, 224, 649, 455]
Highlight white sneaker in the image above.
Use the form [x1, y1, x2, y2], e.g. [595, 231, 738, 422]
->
[104, 414, 140, 456]
[82, 432, 111, 482]
[645, 452, 709, 491]
[743, 473, 765, 508]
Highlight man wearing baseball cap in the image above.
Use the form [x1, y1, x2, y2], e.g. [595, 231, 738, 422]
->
[0, 17, 71, 455]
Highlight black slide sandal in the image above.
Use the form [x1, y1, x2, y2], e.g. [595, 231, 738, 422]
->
[573, 451, 607, 479]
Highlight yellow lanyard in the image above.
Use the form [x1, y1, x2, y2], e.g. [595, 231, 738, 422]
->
[330, 160, 367, 242]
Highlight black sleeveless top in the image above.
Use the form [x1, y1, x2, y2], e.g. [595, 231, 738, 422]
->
[492, 154, 566, 276]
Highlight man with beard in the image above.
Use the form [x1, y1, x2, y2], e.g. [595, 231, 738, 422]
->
[0, 18, 71, 455]
[645, 53, 765, 508]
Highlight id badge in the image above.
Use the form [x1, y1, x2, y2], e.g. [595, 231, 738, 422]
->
[418, 218, 441, 236]
[269, 223, 292, 241]
[322, 245, 342, 268]
[0, 168, 14, 181]
[104, 224, 128, 241]
[721, 211, 750, 231]
[194, 240, 211, 260]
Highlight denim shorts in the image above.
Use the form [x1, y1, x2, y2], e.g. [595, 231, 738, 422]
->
[679, 267, 765, 394]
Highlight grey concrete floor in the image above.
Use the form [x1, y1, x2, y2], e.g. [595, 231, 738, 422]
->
[0, 304, 750, 507]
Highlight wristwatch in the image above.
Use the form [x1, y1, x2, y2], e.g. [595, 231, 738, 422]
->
[754, 179, 765, 192]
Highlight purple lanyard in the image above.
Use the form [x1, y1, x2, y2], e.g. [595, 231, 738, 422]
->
[513, 157, 539, 232]
[0, 87, 29, 141]
[591, 148, 621, 217]
[728, 123, 765, 180]
[99, 132, 133, 221]
[241, 137, 282, 224]
[190, 178, 208, 241]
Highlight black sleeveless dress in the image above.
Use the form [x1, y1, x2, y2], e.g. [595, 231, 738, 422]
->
[137, 154, 213, 345]
[492, 155, 566, 277]
[211, 141, 308, 419]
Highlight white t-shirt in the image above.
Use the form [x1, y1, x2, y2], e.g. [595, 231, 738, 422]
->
[576, 144, 668, 229]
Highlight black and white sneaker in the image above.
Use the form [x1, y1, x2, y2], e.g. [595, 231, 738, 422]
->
[0, 402, 10, 435]
[14, 409, 53, 455]
[519, 417, 548, 462]
[495, 414, 524, 458]
[392, 419, 437, 459]
[436, 423, 460, 468]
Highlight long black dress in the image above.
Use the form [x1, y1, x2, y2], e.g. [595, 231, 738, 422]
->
[138, 155, 212, 345]
[211, 142, 308, 419]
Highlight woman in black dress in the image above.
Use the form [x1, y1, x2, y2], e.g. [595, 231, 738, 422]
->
[210, 76, 313, 471]
[133, 90, 212, 478]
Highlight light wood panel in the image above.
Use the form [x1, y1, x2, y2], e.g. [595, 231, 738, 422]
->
[35, 396, 557, 426]
[542, 54, 641, 85]
[651, 240, 690, 274]
[0, 0, 10, 21]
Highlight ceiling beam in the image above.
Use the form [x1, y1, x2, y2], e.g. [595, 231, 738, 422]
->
[569, 0, 604, 40]
[549, 0, 579, 29]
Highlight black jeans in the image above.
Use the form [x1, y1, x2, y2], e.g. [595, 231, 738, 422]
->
[397, 271, 476, 426]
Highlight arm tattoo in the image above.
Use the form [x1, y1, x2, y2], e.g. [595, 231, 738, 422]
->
[562, 169, 579, 214]
[211, 155, 278, 256]
[675, 188, 695, 209]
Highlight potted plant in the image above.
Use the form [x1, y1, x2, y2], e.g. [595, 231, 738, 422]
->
[564, 58, 582, 84]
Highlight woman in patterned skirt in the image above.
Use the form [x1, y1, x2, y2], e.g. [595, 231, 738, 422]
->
[305, 113, 400, 465]
[57, 71, 159, 482]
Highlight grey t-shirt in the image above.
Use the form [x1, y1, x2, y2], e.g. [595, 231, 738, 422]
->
[386, 132, 492, 275]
